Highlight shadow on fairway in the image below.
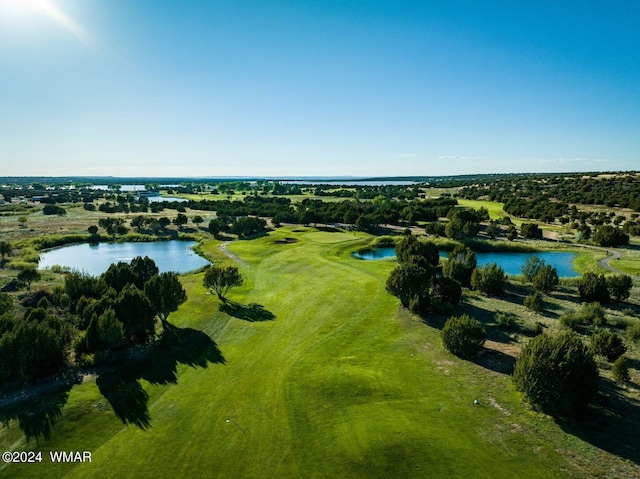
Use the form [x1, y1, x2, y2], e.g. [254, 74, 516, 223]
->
[96, 325, 225, 429]
[559, 379, 640, 466]
[219, 300, 276, 322]
[472, 348, 516, 375]
[0, 372, 81, 443]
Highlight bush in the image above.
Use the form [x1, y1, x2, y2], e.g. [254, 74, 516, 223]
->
[513, 331, 598, 417]
[590, 330, 627, 362]
[606, 275, 633, 302]
[612, 356, 630, 384]
[627, 322, 640, 343]
[442, 314, 486, 359]
[532, 264, 559, 293]
[578, 272, 610, 303]
[495, 311, 517, 330]
[524, 292, 544, 312]
[471, 263, 506, 295]
[560, 302, 606, 330]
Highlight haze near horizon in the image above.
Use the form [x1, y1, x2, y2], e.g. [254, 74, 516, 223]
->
[1, 0, 638, 177]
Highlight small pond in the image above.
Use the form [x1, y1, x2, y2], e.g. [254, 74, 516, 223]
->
[39, 241, 209, 276]
[353, 247, 580, 277]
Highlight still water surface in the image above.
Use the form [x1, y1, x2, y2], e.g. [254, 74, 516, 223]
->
[39, 241, 209, 276]
[353, 247, 580, 277]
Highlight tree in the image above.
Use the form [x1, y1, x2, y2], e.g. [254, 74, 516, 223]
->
[208, 218, 227, 235]
[521, 256, 543, 282]
[130, 256, 159, 289]
[203, 265, 243, 301]
[612, 356, 630, 384]
[395, 235, 439, 267]
[520, 223, 543, 239]
[606, 274, 633, 302]
[386, 262, 434, 309]
[442, 244, 476, 286]
[590, 330, 626, 362]
[441, 314, 486, 359]
[471, 263, 506, 295]
[87, 225, 99, 235]
[594, 225, 629, 247]
[0, 241, 11, 267]
[144, 273, 187, 326]
[578, 272, 610, 303]
[513, 331, 598, 417]
[102, 262, 137, 293]
[173, 213, 189, 228]
[532, 264, 559, 294]
[192, 215, 204, 227]
[17, 267, 41, 292]
[524, 292, 544, 312]
[114, 284, 156, 343]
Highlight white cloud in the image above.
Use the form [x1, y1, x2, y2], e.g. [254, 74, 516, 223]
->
[437, 155, 487, 161]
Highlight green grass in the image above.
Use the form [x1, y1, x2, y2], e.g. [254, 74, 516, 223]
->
[1, 227, 639, 478]
[456, 199, 508, 220]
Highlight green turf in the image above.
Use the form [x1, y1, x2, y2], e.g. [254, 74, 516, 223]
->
[1, 227, 638, 478]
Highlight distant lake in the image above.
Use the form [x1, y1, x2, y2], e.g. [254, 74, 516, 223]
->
[353, 247, 580, 277]
[147, 196, 189, 203]
[281, 180, 417, 186]
[39, 241, 209, 276]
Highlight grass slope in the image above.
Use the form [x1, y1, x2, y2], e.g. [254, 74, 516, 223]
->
[1, 227, 638, 478]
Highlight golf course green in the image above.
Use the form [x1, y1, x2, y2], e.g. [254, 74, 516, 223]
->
[0, 227, 633, 478]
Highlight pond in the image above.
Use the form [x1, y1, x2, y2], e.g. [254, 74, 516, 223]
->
[39, 241, 209, 276]
[353, 247, 580, 277]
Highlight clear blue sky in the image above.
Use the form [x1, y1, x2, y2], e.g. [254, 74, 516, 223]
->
[1, 0, 638, 177]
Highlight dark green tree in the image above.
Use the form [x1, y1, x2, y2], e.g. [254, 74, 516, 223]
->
[532, 264, 559, 294]
[578, 273, 610, 303]
[442, 244, 476, 286]
[144, 272, 187, 327]
[203, 265, 244, 301]
[594, 225, 629, 247]
[130, 256, 159, 289]
[606, 274, 633, 302]
[102, 262, 137, 293]
[520, 223, 543, 239]
[590, 330, 626, 362]
[115, 284, 156, 343]
[471, 263, 506, 295]
[386, 262, 434, 309]
[441, 314, 486, 358]
[513, 331, 598, 417]
[17, 267, 41, 292]
[395, 234, 439, 267]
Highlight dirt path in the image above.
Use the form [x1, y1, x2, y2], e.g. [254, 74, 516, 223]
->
[219, 242, 247, 267]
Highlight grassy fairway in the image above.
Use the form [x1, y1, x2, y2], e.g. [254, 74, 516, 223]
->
[1, 227, 638, 478]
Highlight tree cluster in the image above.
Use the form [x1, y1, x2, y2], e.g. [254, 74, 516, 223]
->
[386, 235, 461, 314]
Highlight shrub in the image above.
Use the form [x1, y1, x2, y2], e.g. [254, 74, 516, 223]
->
[578, 272, 610, 303]
[560, 302, 606, 330]
[442, 314, 486, 359]
[524, 292, 544, 312]
[495, 311, 517, 330]
[606, 275, 633, 302]
[471, 263, 506, 295]
[626, 322, 640, 343]
[590, 330, 627, 362]
[612, 356, 630, 384]
[513, 331, 598, 417]
[532, 264, 559, 293]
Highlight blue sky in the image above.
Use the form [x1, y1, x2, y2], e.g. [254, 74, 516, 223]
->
[1, 0, 638, 177]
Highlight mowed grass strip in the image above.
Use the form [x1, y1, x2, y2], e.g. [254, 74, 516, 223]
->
[2, 226, 638, 478]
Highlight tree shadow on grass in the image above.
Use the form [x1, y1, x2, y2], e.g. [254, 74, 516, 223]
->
[472, 346, 516, 375]
[0, 372, 81, 443]
[96, 325, 225, 429]
[219, 300, 276, 322]
[559, 379, 640, 466]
